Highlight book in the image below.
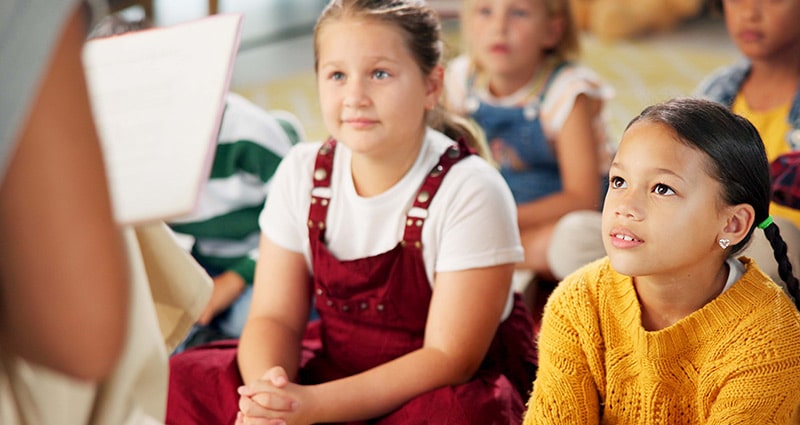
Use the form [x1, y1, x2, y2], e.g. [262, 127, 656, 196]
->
[82, 13, 244, 225]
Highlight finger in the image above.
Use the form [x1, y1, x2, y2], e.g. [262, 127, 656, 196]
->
[260, 366, 289, 387]
[241, 416, 286, 425]
[239, 391, 295, 414]
[239, 395, 271, 417]
[237, 382, 294, 408]
[252, 391, 296, 411]
[237, 378, 285, 396]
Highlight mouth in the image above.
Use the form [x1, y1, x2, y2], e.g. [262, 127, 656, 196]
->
[342, 118, 378, 128]
[489, 43, 510, 54]
[609, 228, 644, 248]
[737, 30, 763, 43]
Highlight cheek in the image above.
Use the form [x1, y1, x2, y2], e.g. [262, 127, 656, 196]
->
[317, 89, 338, 114]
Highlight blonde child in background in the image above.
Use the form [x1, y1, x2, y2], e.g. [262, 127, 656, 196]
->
[166, 1, 537, 424]
[169, 93, 304, 353]
[524, 98, 800, 424]
[445, 0, 614, 286]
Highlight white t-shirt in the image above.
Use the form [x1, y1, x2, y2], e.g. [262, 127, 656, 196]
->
[259, 128, 524, 314]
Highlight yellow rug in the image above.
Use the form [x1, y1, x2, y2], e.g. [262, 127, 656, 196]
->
[233, 17, 739, 145]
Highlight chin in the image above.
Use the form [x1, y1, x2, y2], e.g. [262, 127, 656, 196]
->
[607, 254, 643, 277]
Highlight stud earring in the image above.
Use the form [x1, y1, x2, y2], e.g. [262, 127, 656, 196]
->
[718, 238, 731, 249]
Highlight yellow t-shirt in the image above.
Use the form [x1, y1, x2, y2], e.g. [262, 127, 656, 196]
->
[732, 95, 800, 228]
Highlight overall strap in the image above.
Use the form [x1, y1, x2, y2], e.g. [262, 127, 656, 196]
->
[401, 139, 473, 248]
[537, 60, 569, 101]
[308, 139, 336, 241]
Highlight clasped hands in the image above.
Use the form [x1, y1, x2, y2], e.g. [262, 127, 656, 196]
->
[236, 366, 315, 425]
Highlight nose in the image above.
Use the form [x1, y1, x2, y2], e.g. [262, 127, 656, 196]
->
[609, 188, 644, 221]
[488, 10, 508, 35]
[343, 78, 370, 108]
[736, 0, 763, 21]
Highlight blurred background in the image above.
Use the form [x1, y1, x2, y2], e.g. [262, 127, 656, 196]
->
[117, 0, 739, 144]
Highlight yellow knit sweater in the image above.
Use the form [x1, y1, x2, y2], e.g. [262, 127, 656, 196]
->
[524, 257, 800, 424]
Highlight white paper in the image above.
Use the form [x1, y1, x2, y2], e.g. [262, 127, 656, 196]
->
[83, 13, 243, 225]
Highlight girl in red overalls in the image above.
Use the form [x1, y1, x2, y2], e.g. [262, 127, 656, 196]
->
[166, 1, 536, 424]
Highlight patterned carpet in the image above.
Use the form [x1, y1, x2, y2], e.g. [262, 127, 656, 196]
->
[232, 14, 740, 145]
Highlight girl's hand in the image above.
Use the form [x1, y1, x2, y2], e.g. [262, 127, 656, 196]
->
[238, 367, 319, 425]
[237, 367, 295, 424]
[235, 410, 287, 425]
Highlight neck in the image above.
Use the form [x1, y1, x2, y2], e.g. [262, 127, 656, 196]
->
[635, 261, 729, 331]
[744, 52, 800, 110]
[349, 128, 425, 198]
[485, 57, 551, 98]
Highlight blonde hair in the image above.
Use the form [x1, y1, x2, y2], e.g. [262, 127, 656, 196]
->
[313, 0, 491, 160]
[459, 0, 580, 64]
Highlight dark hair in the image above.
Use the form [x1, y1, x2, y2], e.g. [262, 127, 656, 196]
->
[627, 97, 799, 307]
[313, 0, 490, 159]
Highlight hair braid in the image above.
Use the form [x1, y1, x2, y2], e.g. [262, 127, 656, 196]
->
[764, 223, 800, 308]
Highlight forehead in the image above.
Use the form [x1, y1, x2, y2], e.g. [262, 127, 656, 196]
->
[473, 0, 554, 9]
[317, 18, 411, 59]
[616, 121, 712, 173]
[470, 0, 542, 6]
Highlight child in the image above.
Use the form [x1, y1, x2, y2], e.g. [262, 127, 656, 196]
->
[166, 1, 537, 424]
[169, 92, 303, 352]
[444, 0, 614, 280]
[524, 98, 800, 424]
[696, 0, 800, 273]
[547, 0, 800, 284]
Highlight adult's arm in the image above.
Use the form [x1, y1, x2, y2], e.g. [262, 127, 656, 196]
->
[0, 3, 129, 381]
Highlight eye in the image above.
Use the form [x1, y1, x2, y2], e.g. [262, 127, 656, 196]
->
[653, 183, 675, 196]
[372, 69, 390, 80]
[328, 71, 345, 81]
[476, 6, 491, 16]
[610, 176, 626, 189]
[509, 7, 530, 18]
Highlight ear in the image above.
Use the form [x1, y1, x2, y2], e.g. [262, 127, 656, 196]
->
[424, 65, 444, 111]
[544, 15, 566, 50]
[719, 203, 756, 246]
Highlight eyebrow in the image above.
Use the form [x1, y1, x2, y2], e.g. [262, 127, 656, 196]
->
[610, 162, 688, 183]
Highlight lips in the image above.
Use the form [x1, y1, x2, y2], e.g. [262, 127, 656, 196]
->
[737, 29, 763, 43]
[489, 43, 510, 54]
[609, 228, 644, 248]
[343, 117, 378, 128]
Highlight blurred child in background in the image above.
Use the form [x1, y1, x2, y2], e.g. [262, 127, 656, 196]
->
[170, 92, 304, 352]
[444, 0, 613, 332]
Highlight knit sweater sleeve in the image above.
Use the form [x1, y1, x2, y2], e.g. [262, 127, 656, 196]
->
[523, 260, 606, 424]
[702, 267, 800, 424]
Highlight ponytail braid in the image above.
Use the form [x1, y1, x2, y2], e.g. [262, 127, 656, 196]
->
[763, 222, 800, 309]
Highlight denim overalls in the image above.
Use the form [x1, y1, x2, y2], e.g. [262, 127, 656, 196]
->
[466, 64, 567, 204]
